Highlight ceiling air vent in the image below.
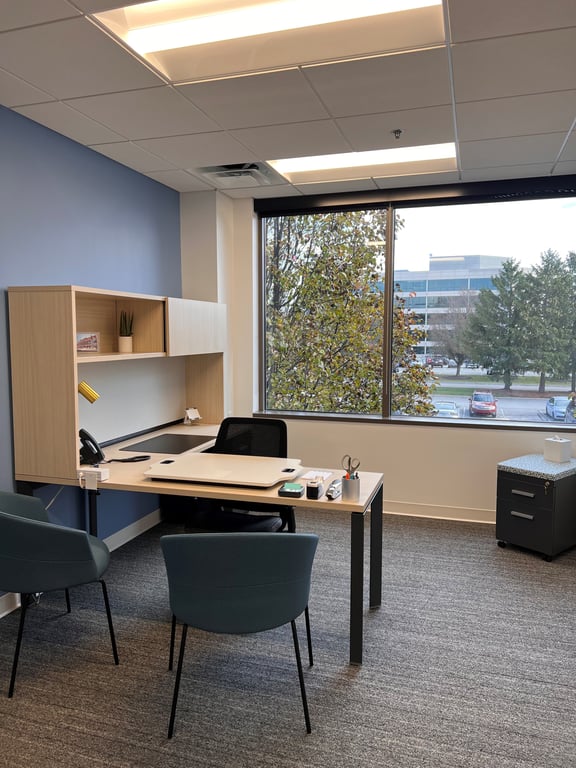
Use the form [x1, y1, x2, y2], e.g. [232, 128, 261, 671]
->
[197, 162, 285, 189]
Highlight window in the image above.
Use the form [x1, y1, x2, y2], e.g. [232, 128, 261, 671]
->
[259, 181, 576, 427]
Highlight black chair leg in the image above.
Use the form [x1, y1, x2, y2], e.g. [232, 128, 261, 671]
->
[290, 619, 311, 734]
[304, 606, 313, 667]
[65, 588, 71, 613]
[168, 623, 188, 739]
[8, 593, 30, 698]
[99, 580, 119, 665]
[168, 614, 177, 671]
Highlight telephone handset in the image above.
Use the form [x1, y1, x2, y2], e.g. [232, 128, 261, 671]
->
[79, 428, 105, 465]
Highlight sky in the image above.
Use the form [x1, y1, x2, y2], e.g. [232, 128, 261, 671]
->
[394, 196, 576, 272]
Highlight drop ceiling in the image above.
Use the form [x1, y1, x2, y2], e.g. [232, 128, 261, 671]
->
[1, 0, 576, 198]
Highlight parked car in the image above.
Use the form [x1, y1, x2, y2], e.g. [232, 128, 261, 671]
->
[433, 400, 460, 418]
[469, 391, 498, 417]
[546, 396, 570, 421]
[447, 359, 457, 368]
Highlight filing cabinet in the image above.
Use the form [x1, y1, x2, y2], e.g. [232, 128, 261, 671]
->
[496, 454, 576, 559]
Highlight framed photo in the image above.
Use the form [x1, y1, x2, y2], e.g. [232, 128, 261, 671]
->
[76, 332, 100, 352]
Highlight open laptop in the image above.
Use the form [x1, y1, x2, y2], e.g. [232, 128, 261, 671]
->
[144, 452, 302, 487]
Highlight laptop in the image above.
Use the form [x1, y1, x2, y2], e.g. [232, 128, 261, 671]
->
[144, 452, 302, 487]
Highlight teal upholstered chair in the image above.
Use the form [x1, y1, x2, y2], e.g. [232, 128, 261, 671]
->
[0, 490, 119, 698]
[161, 531, 319, 738]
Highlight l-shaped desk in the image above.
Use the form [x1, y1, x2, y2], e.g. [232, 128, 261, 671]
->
[85, 426, 384, 666]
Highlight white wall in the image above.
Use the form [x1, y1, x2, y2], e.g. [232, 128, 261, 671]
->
[180, 191, 569, 524]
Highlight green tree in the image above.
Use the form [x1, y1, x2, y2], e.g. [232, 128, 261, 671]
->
[264, 211, 434, 414]
[563, 251, 576, 391]
[464, 259, 528, 390]
[524, 249, 571, 392]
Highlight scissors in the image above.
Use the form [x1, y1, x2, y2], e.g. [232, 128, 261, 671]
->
[341, 454, 360, 478]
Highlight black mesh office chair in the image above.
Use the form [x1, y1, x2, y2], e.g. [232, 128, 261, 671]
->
[181, 417, 296, 533]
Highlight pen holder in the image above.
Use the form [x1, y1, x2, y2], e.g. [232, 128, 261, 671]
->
[342, 476, 360, 502]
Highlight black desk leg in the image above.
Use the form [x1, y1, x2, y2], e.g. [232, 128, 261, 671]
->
[88, 489, 99, 537]
[349, 511, 365, 665]
[369, 484, 383, 608]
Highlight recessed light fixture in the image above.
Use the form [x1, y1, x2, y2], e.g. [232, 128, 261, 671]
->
[268, 143, 457, 184]
[93, 0, 444, 83]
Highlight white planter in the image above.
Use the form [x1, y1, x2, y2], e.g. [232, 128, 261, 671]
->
[118, 336, 133, 354]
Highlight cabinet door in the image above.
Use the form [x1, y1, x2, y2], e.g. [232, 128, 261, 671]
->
[166, 298, 226, 356]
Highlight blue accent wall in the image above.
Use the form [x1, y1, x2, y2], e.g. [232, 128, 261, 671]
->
[0, 106, 181, 534]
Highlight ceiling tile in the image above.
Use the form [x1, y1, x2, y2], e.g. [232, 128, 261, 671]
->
[177, 69, 329, 129]
[230, 120, 351, 160]
[452, 29, 576, 103]
[447, 0, 576, 43]
[0, 68, 55, 106]
[294, 178, 379, 195]
[303, 48, 452, 118]
[14, 101, 124, 144]
[136, 132, 258, 168]
[89, 141, 176, 172]
[456, 92, 576, 142]
[0, 0, 80, 31]
[72, 0, 144, 11]
[558, 132, 576, 162]
[66, 86, 219, 140]
[337, 106, 455, 151]
[142, 169, 214, 193]
[375, 170, 460, 188]
[222, 184, 303, 199]
[460, 134, 565, 169]
[0, 17, 163, 100]
[553, 161, 576, 175]
[461, 164, 554, 182]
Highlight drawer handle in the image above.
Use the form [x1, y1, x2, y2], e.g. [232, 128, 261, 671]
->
[511, 510, 534, 520]
[511, 489, 535, 498]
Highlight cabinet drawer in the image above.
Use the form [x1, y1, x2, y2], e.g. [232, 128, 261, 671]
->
[496, 500, 553, 553]
[497, 472, 553, 510]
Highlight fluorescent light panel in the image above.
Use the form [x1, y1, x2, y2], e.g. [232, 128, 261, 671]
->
[99, 0, 441, 55]
[268, 143, 457, 183]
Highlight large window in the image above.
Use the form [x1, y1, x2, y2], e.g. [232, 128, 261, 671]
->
[260, 185, 576, 427]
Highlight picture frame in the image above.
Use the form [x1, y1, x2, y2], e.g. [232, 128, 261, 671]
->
[76, 331, 100, 352]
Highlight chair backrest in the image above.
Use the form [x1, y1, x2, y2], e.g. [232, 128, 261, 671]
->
[0, 502, 106, 594]
[161, 532, 318, 634]
[212, 417, 287, 458]
[0, 490, 49, 522]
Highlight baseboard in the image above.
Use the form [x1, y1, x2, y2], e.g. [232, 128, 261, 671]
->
[103, 507, 162, 552]
[0, 592, 20, 620]
[383, 500, 495, 524]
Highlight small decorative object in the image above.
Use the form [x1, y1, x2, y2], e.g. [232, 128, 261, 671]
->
[184, 407, 202, 424]
[118, 310, 134, 353]
[76, 332, 100, 352]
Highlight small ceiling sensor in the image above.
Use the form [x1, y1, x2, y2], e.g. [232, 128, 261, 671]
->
[392, 129, 402, 140]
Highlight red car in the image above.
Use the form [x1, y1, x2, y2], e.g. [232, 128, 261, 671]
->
[469, 391, 498, 417]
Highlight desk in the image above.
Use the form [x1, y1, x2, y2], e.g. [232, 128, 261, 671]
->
[94, 426, 383, 666]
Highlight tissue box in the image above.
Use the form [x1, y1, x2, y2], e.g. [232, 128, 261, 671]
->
[544, 437, 572, 463]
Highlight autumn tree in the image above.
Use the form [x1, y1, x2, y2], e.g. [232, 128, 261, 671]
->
[264, 211, 435, 415]
[426, 291, 478, 376]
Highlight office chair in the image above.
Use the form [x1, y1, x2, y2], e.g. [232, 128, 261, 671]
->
[177, 417, 296, 533]
[161, 531, 319, 738]
[0, 490, 119, 698]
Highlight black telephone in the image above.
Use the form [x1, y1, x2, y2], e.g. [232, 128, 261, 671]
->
[79, 428, 105, 465]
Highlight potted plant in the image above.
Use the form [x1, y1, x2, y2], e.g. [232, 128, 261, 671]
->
[118, 310, 134, 353]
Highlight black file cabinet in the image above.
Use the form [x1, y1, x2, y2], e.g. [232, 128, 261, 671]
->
[496, 454, 576, 560]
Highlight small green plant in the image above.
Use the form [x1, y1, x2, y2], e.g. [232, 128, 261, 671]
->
[119, 310, 134, 337]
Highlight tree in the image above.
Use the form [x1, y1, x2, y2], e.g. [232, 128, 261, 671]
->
[562, 251, 576, 391]
[427, 291, 477, 376]
[524, 249, 571, 392]
[264, 211, 435, 415]
[464, 259, 528, 390]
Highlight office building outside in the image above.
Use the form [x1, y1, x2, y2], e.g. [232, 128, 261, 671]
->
[394, 255, 507, 358]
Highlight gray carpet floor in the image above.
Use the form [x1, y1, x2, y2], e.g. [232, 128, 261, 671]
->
[1, 510, 575, 768]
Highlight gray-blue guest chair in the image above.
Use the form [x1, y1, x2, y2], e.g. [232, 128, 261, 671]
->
[0, 490, 119, 698]
[161, 532, 319, 739]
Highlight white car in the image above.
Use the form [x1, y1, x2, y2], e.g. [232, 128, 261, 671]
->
[433, 400, 460, 418]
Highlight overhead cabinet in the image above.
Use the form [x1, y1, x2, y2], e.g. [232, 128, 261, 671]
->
[8, 285, 226, 484]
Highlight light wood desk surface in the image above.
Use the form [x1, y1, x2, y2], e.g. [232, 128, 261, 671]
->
[92, 424, 384, 665]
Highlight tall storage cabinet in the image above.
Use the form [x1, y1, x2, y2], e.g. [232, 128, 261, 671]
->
[8, 285, 226, 485]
